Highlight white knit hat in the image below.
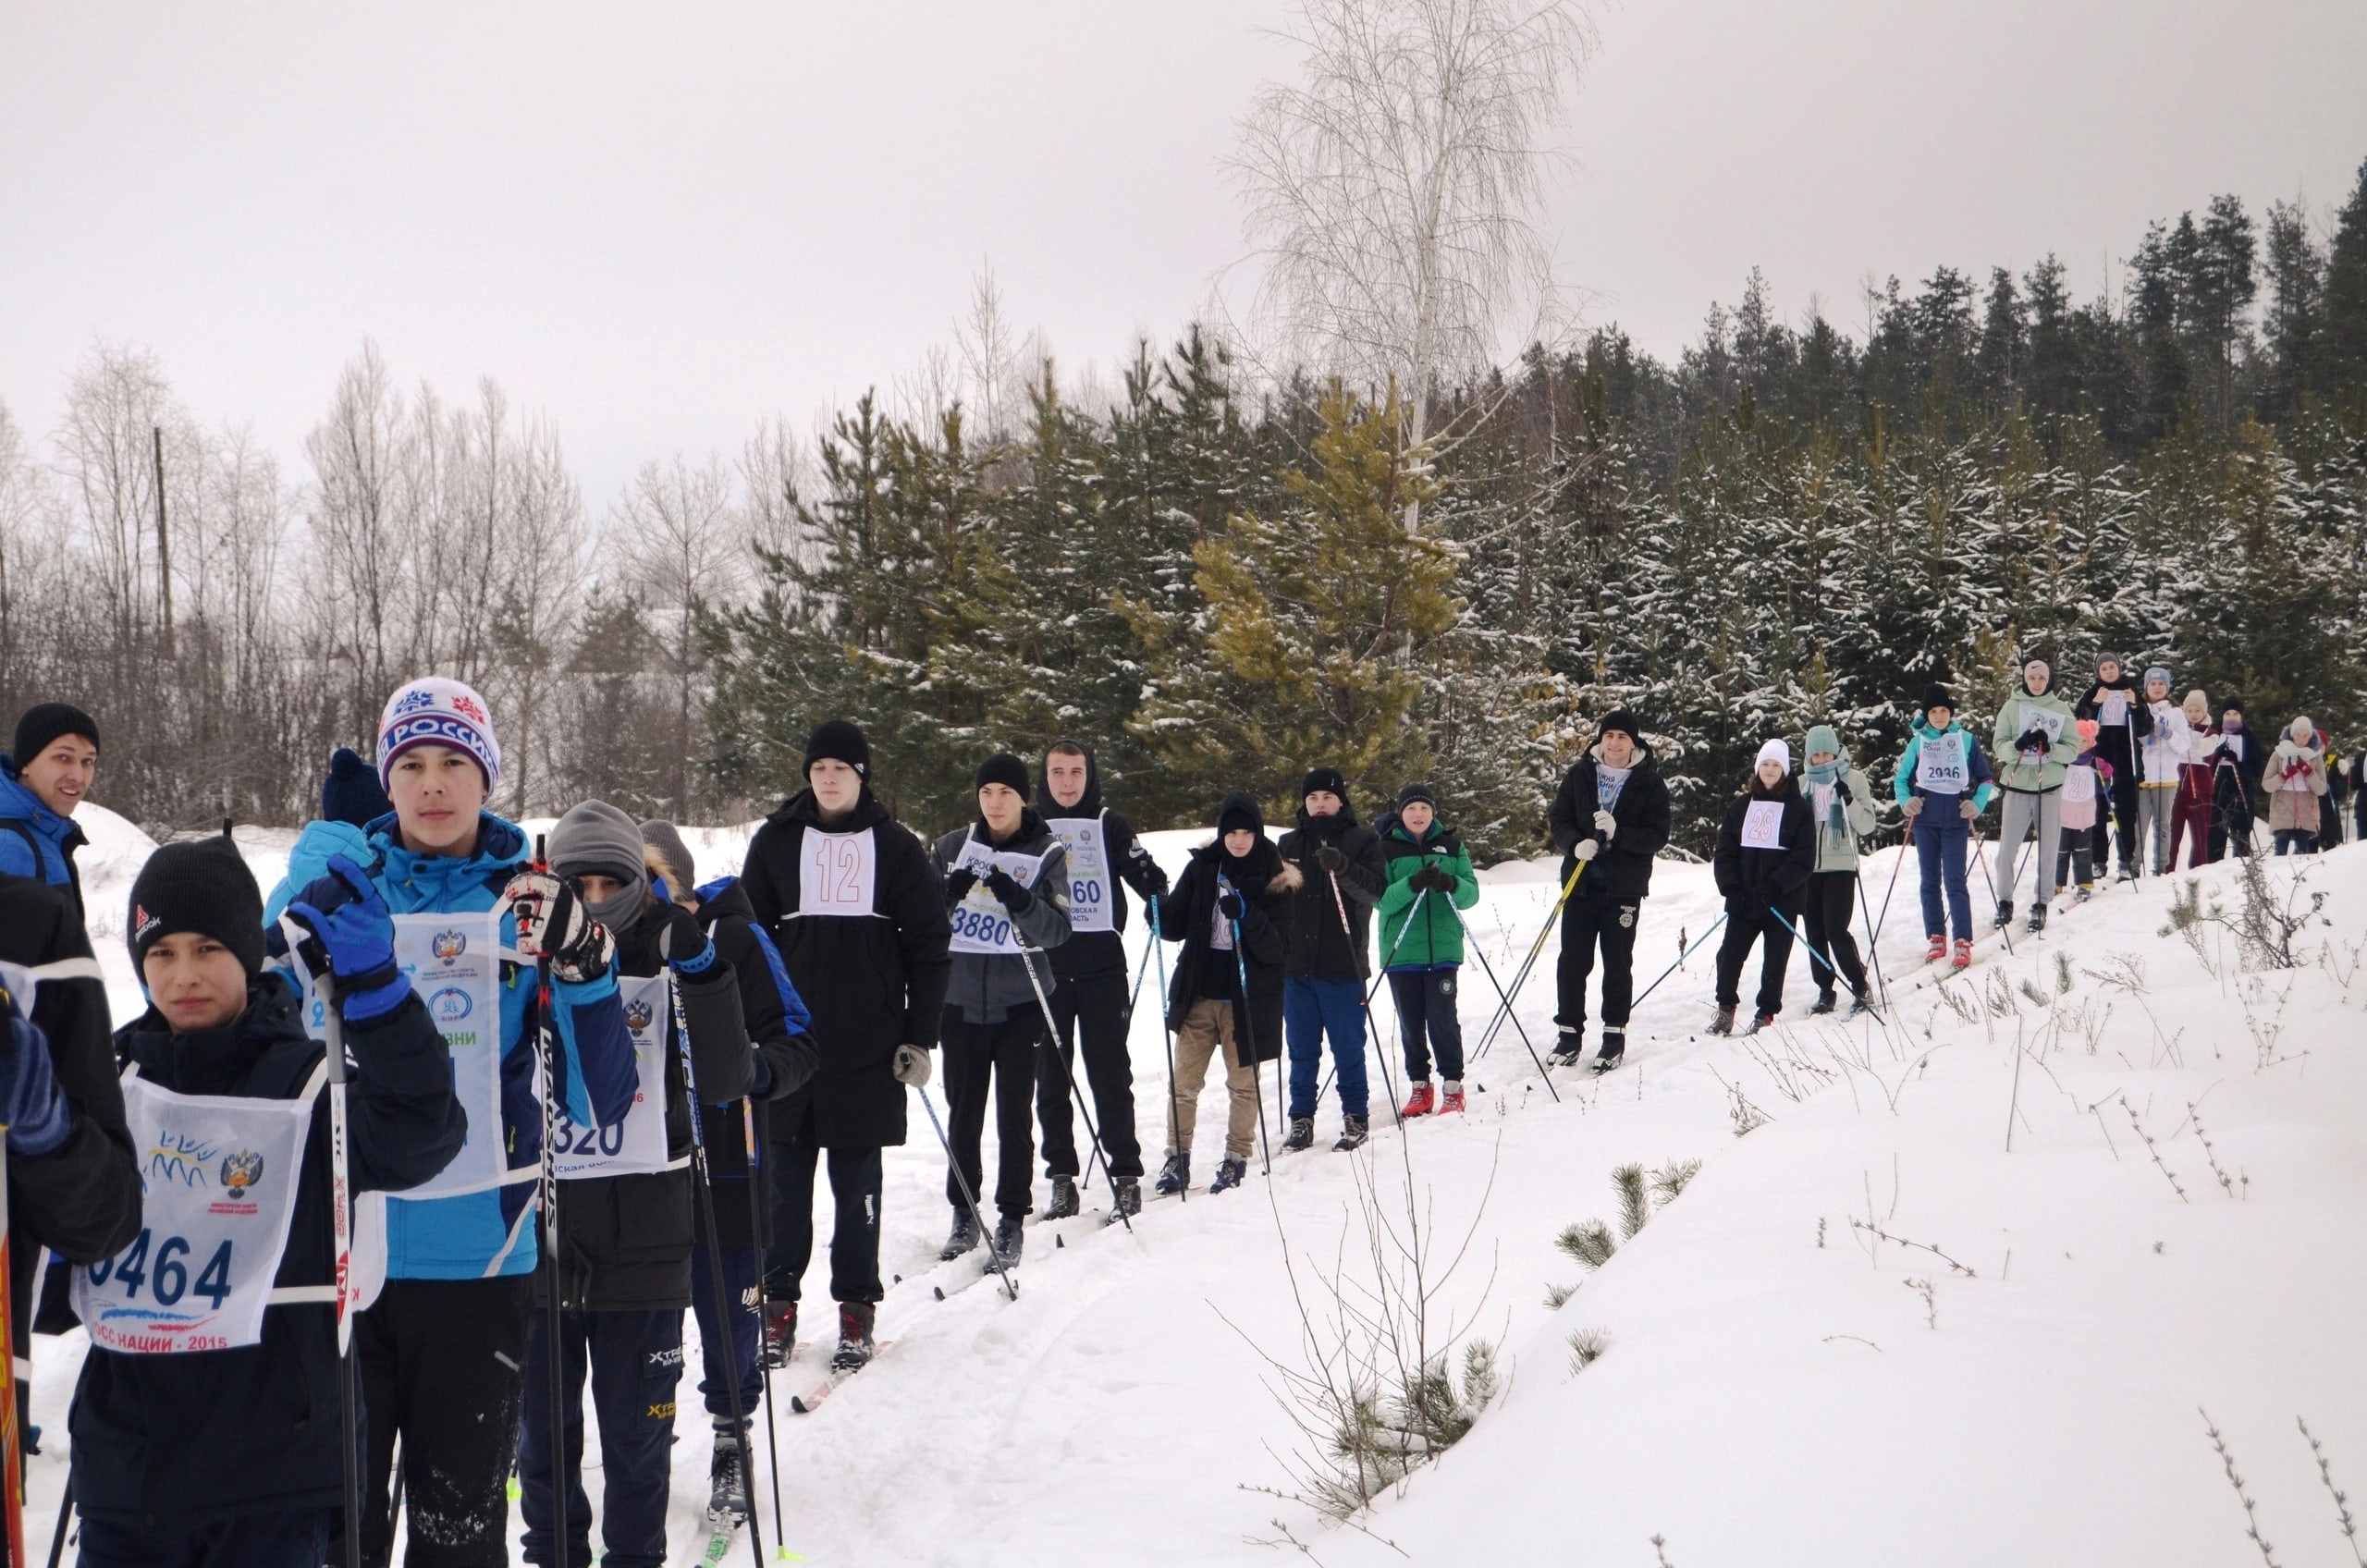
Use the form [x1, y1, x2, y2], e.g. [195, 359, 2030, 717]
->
[378, 676, 502, 793]
[1756, 739, 1792, 773]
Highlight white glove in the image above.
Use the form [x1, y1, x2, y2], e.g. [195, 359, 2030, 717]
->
[892, 1044, 933, 1087]
[1592, 809, 1617, 840]
[502, 869, 614, 984]
[1573, 839, 1600, 863]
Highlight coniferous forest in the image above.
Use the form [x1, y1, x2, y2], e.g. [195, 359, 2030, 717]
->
[6, 162, 2365, 857]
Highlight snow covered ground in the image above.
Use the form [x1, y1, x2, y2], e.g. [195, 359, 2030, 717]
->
[31, 806, 2367, 1566]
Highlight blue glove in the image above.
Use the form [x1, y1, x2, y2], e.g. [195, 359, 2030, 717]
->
[286, 854, 410, 1023]
[0, 989, 71, 1158]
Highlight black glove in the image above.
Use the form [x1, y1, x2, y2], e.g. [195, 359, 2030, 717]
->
[985, 867, 1034, 914]
[942, 867, 978, 907]
[1217, 888, 1245, 921]
[653, 901, 717, 974]
[1414, 865, 1455, 894]
[1144, 864, 1171, 898]
[2017, 729, 2048, 754]
[1834, 778, 1854, 803]
[1316, 843, 1349, 874]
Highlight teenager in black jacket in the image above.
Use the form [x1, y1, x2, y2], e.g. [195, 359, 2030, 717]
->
[524, 801, 753, 1568]
[1272, 767, 1385, 1152]
[1151, 792, 1299, 1195]
[70, 835, 461, 1566]
[1708, 741, 1817, 1035]
[2201, 699, 2268, 861]
[2072, 652, 2155, 881]
[743, 722, 950, 1375]
[1545, 710, 1673, 1072]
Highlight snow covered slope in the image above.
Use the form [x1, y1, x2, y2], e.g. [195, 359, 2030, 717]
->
[35, 813, 2367, 1567]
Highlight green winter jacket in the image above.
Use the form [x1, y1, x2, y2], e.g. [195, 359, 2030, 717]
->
[1992, 687, 2079, 793]
[1372, 815, 1479, 969]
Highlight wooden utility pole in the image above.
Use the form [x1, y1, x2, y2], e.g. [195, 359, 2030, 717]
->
[153, 424, 175, 657]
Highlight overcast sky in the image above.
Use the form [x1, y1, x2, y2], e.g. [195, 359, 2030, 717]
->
[5, 1, 2364, 508]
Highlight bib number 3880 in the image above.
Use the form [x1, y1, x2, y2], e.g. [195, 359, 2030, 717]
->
[950, 905, 1012, 948]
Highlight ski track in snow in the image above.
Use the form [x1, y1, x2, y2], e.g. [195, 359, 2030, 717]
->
[29, 806, 2367, 1565]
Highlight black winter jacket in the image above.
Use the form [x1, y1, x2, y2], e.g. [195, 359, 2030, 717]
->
[0, 874, 142, 1363]
[1712, 778, 1816, 916]
[71, 975, 463, 1527]
[743, 789, 951, 1150]
[545, 900, 749, 1312]
[1152, 793, 1293, 1062]
[692, 876, 819, 1250]
[1274, 805, 1385, 982]
[1549, 744, 1674, 905]
[928, 811, 1073, 1026]
[2073, 676, 2154, 773]
[1035, 746, 1167, 984]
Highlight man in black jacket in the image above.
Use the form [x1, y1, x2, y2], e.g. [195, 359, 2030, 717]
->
[929, 753, 1073, 1268]
[527, 801, 754, 1568]
[744, 722, 950, 1376]
[1035, 741, 1166, 1222]
[1272, 767, 1385, 1151]
[1546, 711, 1673, 1072]
[70, 834, 461, 1566]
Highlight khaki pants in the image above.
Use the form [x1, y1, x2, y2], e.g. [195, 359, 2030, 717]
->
[1171, 998, 1261, 1161]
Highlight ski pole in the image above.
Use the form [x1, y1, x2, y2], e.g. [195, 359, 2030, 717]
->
[1146, 897, 1184, 1204]
[1853, 868, 1895, 1015]
[1328, 870, 1405, 1130]
[1766, 903, 1881, 1020]
[1444, 902, 1563, 1100]
[1018, 945, 1133, 1232]
[1870, 816, 1910, 950]
[1316, 888, 1429, 1118]
[914, 1084, 1018, 1300]
[1627, 912, 1729, 1012]
[664, 966, 768, 1568]
[43, 1465, 70, 1568]
[1468, 858, 1588, 1063]
[1970, 823, 2015, 956]
[1220, 881, 1275, 1177]
[529, 838, 571, 1568]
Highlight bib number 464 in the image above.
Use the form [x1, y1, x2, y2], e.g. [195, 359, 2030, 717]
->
[89, 1229, 235, 1310]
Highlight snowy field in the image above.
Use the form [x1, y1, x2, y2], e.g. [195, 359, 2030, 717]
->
[30, 805, 2367, 1566]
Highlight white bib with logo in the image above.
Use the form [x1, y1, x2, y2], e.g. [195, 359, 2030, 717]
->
[2018, 703, 2067, 751]
[1048, 814, 1114, 935]
[2063, 764, 2097, 804]
[794, 828, 877, 919]
[554, 973, 679, 1178]
[948, 834, 1049, 955]
[1915, 731, 1969, 793]
[301, 911, 509, 1198]
[75, 1072, 317, 1354]
[1740, 800, 1787, 850]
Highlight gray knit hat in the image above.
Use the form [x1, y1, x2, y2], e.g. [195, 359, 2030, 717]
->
[550, 801, 648, 932]
[640, 819, 697, 898]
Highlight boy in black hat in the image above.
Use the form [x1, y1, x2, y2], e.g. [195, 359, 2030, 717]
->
[1, 701, 102, 913]
[1546, 710, 1672, 1071]
[1274, 766, 1384, 1151]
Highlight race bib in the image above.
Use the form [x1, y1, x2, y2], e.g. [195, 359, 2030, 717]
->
[796, 829, 877, 918]
[1048, 814, 1114, 935]
[554, 974, 678, 1178]
[74, 1073, 314, 1354]
[2100, 691, 2128, 726]
[1915, 731, 1968, 793]
[948, 836, 1050, 956]
[2064, 765, 2096, 804]
[2020, 704, 2067, 747]
[1740, 801, 1786, 850]
[302, 912, 507, 1198]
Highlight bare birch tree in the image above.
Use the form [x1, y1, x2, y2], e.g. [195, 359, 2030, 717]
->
[615, 455, 740, 815]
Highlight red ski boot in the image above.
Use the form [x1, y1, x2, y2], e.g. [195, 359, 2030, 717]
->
[1402, 1081, 1436, 1117]
[1951, 938, 1973, 970]
[1925, 934, 1947, 964]
[1438, 1082, 1466, 1114]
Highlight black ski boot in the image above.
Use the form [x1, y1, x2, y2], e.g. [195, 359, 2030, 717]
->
[1153, 1151, 1190, 1195]
[1809, 990, 1837, 1015]
[1548, 1030, 1585, 1068]
[759, 1297, 796, 1370]
[1282, 1115, 1315, 1152]
[1590, 1030, 1625, 1072]
[1846, 988, 1875, 1019]
[1208, 1154, 1247, 1193]
[830, 1301, 877, 1373]
[1706, 1006, 1736, 1036]
[1044, 1174, 1081, 1219]
[988, 1215, 1024, 1270]
[1746, 1010, 1777, 1035]
[1332, 1114, 1369, 1151]
[1993, 900, 2015, 930]
[708, 1421, 752, 1525]
[2026, 901, 2048, 934]
[1109, 1177, 1142, 1222]
[939, 1209, 980, 1262]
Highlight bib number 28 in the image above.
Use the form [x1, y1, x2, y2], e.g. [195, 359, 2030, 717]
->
[88, 1228, 235, 1310]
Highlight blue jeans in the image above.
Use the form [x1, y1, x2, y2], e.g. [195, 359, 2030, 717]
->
[692, 1241, 763, 1424]
[519, 1308, 684, 1568]
[1915, 805, 1974, 941]
[1284, 977, 1368, 1119]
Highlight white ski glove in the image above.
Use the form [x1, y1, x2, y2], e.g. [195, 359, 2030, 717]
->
[1592, 809, 1617, 840]
[1573, 839, 1600, 863]
[892, 1044, 933, 1087]
[503, 868, 615, 984]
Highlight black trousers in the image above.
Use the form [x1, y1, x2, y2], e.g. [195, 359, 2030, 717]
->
[941, 1009, 1042, 1219]
[2104, 767, 2140, 872]
[1555, 892, 1640, 1033]
[517, 1307, 682, 1568]
[1799, 872, 1868, 998]
[1389, 968, 1465, 1083]
[80, 1509, 332, 1568]
[350, 1275, 533, 1568]
[762, 1135, 883, 1305]
[1039, 969, 1143, 1181]
[1714, 902, 1797, 1016]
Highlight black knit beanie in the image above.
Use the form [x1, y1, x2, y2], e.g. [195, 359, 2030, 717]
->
[320, 746, 396, 827]
[803, 719, 871, 778]
[1300, 766, 1350, 805]
[12, 702, 100, 764]
[1396, 781, 1438, 812]
[1217, 790, 1265, 839]
[1597, 709, 1641, 745]
[1920, 685, 1955, 717]
[975, 752, 1031, 796]
[129, 833, 264, 978]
